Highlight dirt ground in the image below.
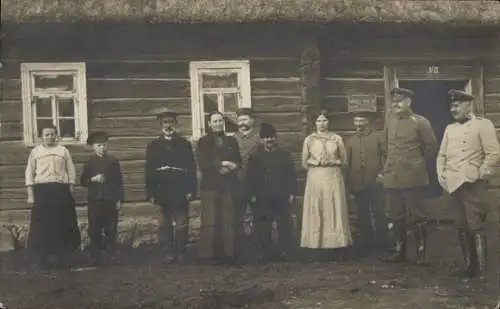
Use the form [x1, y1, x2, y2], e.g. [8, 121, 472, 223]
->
[1, 224, 499, 309]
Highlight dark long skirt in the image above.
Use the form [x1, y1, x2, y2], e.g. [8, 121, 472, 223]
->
[28, 183, 81, 256]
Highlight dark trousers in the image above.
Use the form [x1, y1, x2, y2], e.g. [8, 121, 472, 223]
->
[159, 198, 189, 256]
[253, 196, 292, 256]
[198, 189, 236, 259]
[451, 181, 489, 235]
[353, 189, 387, 252]
[88, 199, 118, 256]
[385, 188, 426, 226]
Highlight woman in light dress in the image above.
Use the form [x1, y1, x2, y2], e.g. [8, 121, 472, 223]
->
[300, 111, 352, 252]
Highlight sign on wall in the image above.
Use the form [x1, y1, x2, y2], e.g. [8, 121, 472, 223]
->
[347, 94, 377, 112]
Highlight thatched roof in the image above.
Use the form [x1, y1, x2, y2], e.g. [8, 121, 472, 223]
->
[2, 0, 500, 24]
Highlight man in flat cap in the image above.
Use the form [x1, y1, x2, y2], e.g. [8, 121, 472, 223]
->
[81, 131, 124, 265]
[233, 108, 261, 258]
[145, 107, 197, 263]
[383, 87, 438, 265]
[246, 122, 297, 261]
[437, 89, 500, 279]
[345, 111, 387, 257]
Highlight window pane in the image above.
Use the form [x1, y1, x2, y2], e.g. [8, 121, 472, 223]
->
[36, 119, 54, 138]
[57, 97, 75, 117]
[59, 119, 76, 138]
[201, 72, 238, 88]
[223, 93, 239, 133]
[203, 93, 219, 132]
[34, 74, 74, 91]
[35, 97, 52, 118]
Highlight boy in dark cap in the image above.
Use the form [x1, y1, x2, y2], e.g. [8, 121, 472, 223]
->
[246, 122, 297, 261]
[437, 89, 500, 279]
[145, 107, 197, 264]
[383, 87, 438, 265]
[345, 111, 387, 256]
[81, 131, 124, 265]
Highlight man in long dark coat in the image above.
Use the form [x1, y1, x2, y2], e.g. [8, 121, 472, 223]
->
[383, 88, 438, 265]
[145, 107, 197, 263]
[196, 111, 242, 264]
[437, 89, 500, 279]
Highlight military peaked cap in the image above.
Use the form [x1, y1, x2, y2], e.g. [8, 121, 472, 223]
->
[87, 131, 109, 145]
[151, 107, 178, 120]
[351, 111, 375, 118]
[391, 87, 415, 100]
[448, 89, 474, 102]
[236, 107, 255, 117]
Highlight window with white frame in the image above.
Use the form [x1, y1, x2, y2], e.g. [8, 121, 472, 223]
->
[189, 60, 251, 139]
[21, 63, 88, 146]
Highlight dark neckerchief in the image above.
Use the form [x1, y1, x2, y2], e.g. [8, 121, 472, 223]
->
[456, 116, 472, 124]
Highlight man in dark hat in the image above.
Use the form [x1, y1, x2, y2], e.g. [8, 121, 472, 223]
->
[196, 111, 242, 264]
[233, 107, 261, 257]
[81, 131, 124, 265]
[382, 87, 438, 265]
[437, 89, 500, 280]
[246, 122, 297, 261]
[145, 107, 197, 263]
[345, 111, 387, 256]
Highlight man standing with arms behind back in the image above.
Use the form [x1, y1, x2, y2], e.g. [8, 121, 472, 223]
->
[437, 89, 500, 280]
[383, 88, 438, 265]
[233, 108, 261, 258]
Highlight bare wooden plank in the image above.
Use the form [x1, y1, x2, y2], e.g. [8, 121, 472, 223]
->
[322, 60, 383, 78]
[485, 78, 500, 95]
[87, 78, 190, 100]
[322, 96, 385, 113]
[0, 100, 22, 122]
[252, 96, 302, 113]
[0, 121, 22, 141]
[0, 79, 22, 100]
[91, 115, 193, 137]
[251, 80, 300, 96]
[392, 64, 476, 80]
[322, 79, 385, 96]
[91, 98, 191, 118]
[485, 95, 500, 114]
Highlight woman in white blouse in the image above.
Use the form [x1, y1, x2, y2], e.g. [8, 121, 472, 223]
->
[25, 125, 81, 269]
[300, 111, 352, 253]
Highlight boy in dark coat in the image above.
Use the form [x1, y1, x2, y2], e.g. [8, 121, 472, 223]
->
[81, 131, 124, 265]
[345, 111, 386, 256]
[145, 107, 197, 263]
[246, 122, 297, 261]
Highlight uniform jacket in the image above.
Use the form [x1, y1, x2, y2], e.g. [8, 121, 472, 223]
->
[144, 134, 197, 204]
[383, 111, 438, 189]
[437, 115, 500, 193]
[196, 132, 242, 191]
[246, 145, 297, 200]
[80, 154, 124, 202]
[345, 129, 385, 193]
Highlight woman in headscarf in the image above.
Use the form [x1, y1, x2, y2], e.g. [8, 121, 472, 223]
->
[25, 124, 81, 269]
[300, 110, 352, 255]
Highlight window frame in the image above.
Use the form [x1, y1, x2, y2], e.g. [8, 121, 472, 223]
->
[189, 60, 251, 140]
[20, 62, 88, 146]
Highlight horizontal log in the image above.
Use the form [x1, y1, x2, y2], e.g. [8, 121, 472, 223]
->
[485, 78, 500, 95]
[88, 79, 190, 100]
[90, 98, 191, 118]
[322, 60, 384, 79]
[322, 79, 385, 96]
[0, 121, 22, 141]
[322, 96, 385, 113]
[0, 101, 22, 122]
[327, 112, 385, 131]
[485, 95, 500, 114]
[393, 64, 476, 80]
[0, 79, 21, 100]
[251, 79, 300, 96]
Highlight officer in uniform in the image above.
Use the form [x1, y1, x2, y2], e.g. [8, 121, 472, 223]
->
[383, 88, 438, 265]
[145, 107, 197, 263]
[437, 89, 500, 279]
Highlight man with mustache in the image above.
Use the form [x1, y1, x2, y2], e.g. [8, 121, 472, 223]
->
[437, 89, 500, 280]
[233, 108, 261, 259]
[145, 107, 197, 264]
[383, 88, 438, 265]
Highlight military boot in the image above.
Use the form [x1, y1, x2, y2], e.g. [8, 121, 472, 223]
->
[384, 221, 407, 263]
[414, 222, 428, 266]
[456, 229, 477, 277]
[474, 233, 487, 281]
[174, 225, 189, 263]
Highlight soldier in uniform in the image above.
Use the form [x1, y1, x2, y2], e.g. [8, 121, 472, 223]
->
[345, 111, 387, 256]
[145, 107, 197, 263]
[233, 108, 261, 258]
[383, 88, 438, 265]
[437, 89, 500, 279]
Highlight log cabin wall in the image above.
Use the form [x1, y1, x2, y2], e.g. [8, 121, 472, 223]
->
[321, 24, 500, 220]
[0, 22, 322, 211]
